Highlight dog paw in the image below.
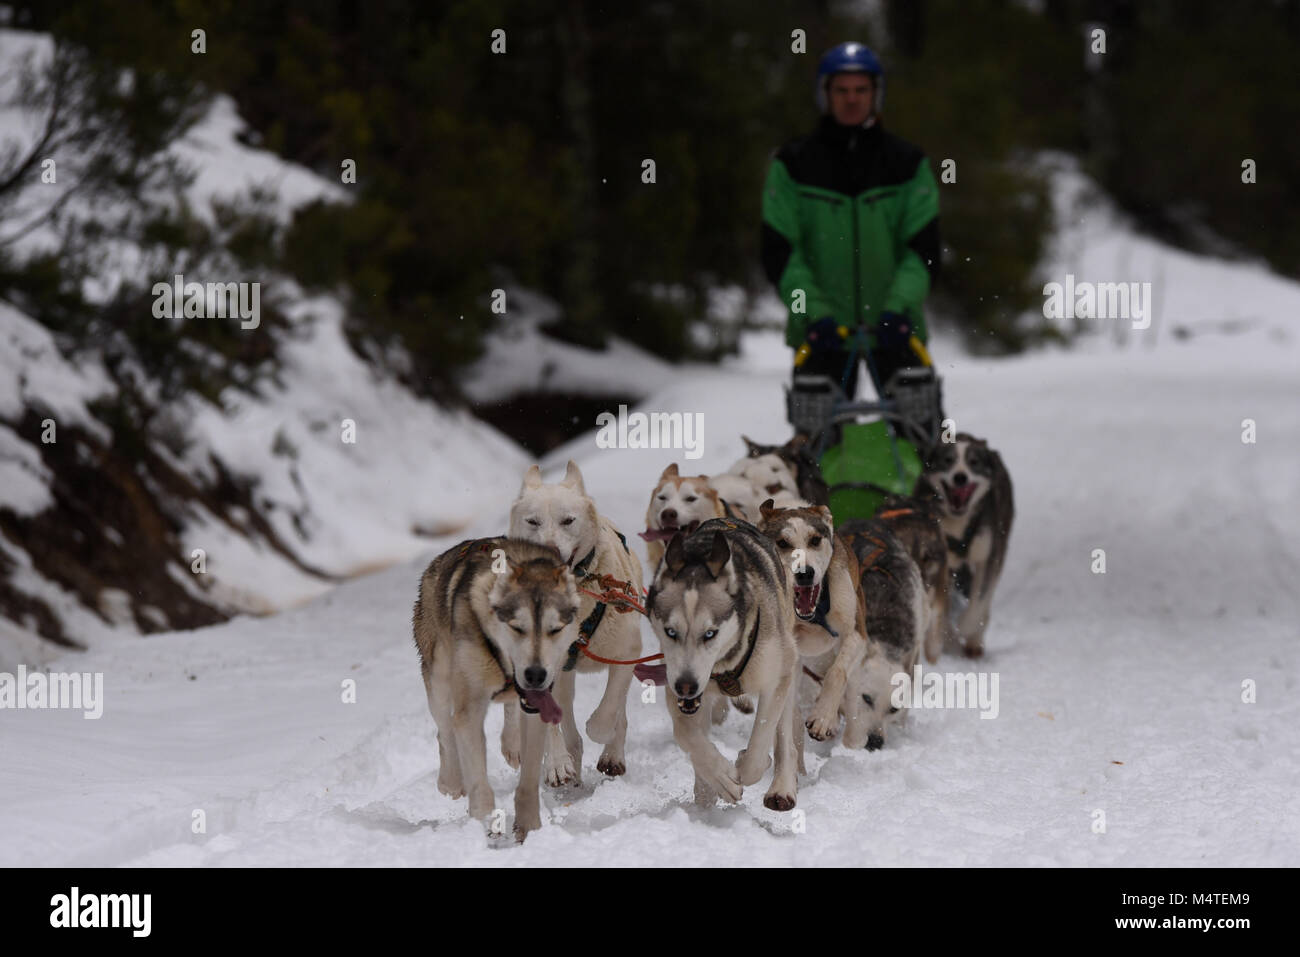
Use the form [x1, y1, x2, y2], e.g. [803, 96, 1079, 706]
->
[512, 806, 541, 842]
[865, 731, 885, 752]
[699, 760, 743, 804]
[596, 753, 626, 777]
[436, 775, 465, 800]
[805, 709, 839, 741]
[544, 751, 580, 788]
[763, 790, 797, 812]
[735, 748, 772, 787]
[513, 819, 540, 843]
[730, 695, 755, 715]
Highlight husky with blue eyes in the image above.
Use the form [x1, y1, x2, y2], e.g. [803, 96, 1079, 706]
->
[645, 519, 801, 811]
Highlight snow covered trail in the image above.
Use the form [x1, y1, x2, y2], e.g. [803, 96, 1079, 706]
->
[2, 325, 1297, 867]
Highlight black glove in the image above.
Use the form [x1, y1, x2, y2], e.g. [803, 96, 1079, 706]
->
[874, 311, 912, 356]
[805, 316, 842, 354]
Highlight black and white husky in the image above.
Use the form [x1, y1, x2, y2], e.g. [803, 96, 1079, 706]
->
[914, 433, 1014, 658]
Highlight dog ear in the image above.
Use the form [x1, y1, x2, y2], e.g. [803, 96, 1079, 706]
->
[659, 462, 679, 480]
[816, 505, 833, 522]
[521, 464, 543, 491]
[562, 459, 586, 493]
[784, 433, 808, 452]
[741, 435, 764, 458]
[704, 532, 731, 579]
[759, 497, 776, 518]
[664, 532, 688, 576]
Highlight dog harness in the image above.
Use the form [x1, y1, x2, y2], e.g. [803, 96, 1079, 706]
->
[944, 494, 996, 558]
[710, 610, 761, 698]
[564, 532, 634, 672]
[854, 532, 898, 585]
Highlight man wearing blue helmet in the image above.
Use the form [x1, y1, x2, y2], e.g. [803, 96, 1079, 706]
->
[762, 42, 940, 408]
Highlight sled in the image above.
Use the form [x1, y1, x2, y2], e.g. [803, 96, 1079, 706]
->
[785, 333, 943, 522]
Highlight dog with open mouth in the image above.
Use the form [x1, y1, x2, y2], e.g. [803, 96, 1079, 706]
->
[756, 499, 870, 744]
[640, 464, 732, 569]
[914, 433, 1014, 658]
[413, 537, 579, 841]
[873, 494, 951, 664]
[645, 519, 801, 811]
[509, 460, 644, 788]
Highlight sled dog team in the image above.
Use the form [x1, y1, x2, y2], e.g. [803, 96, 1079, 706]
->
[413, 433, 1014, 840]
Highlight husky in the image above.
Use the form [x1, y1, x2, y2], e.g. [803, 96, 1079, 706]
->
[755, 500, 869, 743]
[413, 537, 579, 840]
[646, 519, 801, 810]
[640, 464, 731, 568]
[873, 494, 951, 664]
[833, 519, 926, 750]
[729, 452, 800, 503]
[741, 434, 830, 506]
[914, 433, 1014, 658]
[509, 460, 644, 785]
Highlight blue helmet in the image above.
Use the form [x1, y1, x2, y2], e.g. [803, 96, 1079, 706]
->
[815, 42, 884, 115]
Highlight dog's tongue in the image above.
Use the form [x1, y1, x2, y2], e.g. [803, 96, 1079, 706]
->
[522, 688, 562, 724]
[949, 483, 976, 510]
[634, 662, 667, 685]
[794, 584, 819, 618]
[639, 527, 677, 542]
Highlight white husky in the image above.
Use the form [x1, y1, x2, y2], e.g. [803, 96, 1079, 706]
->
[508, 461, 644, 785]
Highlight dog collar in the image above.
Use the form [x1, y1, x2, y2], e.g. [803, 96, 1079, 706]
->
[572, 546, 598, 577]
[711, 610, 760, 698]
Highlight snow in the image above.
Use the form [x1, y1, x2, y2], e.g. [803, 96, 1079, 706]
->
[0, 28, 529, 637]
[1, 25, 1296, 864]
[2, 286, 1296, 864]
[458, 286, 679, 404]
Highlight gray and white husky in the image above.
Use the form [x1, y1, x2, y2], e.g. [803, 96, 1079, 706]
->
[413, 537, 580, 841]
[834, 519, 926, 750]
[646, 519, 801, 811]
[914, 433, 1014, 658]
[509, 460, 644, 785]
[873, 494, 951, 664]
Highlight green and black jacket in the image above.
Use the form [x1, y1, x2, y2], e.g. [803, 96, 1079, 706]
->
[762, 116, 941, 349]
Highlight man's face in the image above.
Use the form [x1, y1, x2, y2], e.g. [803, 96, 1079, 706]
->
[828, 72, 875, 126]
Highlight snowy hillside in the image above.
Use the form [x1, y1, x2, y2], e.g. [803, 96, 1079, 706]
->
[0, 28, 529, 665]
[3, 217, 1296, 863]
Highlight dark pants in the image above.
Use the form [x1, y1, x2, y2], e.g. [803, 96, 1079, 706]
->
[796, 346, 920, 400]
